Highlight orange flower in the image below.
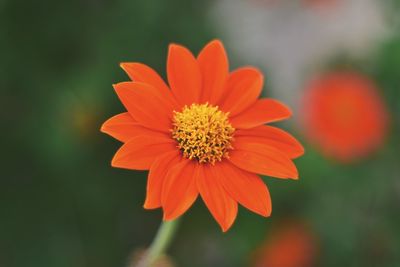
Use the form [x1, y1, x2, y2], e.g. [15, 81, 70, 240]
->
[301, 71, 388, 162]
[101, 40, 304, 231]
[252, 220, 316, 267]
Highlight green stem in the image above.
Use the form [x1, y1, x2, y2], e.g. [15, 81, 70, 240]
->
[136, 219, 181, 267]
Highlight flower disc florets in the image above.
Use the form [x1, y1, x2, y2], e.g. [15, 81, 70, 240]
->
[172, 103, 235, 164]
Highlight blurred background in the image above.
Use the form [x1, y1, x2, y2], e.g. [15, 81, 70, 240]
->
[1, 0, 400, 266]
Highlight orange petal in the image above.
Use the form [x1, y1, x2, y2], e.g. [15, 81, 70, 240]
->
[101, 112, 169, 143]
[235, 126, 304, 159]
[167, 44, 202, 106]
[229, 139, 298, 179]
[197, 40, 229, 104]
[144, 150, 181, 209]
[229, 99, 292, 129]
[219, 162, 272, 217]
[197, 164, 238, 232]
[120, 63, 171, 94]
[113, 82, 176, 132]
[111, 135, 176, 170]
[220, 67, 263, 116]
[161, 159, 199, 220]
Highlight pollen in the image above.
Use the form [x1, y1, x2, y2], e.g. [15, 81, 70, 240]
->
[172, 103, 235, 164]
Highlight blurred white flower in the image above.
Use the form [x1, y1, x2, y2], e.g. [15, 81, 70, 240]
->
[210, 0, 390, 109]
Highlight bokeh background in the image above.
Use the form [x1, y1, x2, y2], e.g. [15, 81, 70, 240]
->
[1, 0, 400, 266]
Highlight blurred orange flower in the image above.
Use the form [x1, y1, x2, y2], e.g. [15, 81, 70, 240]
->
[101, 40, 304, 231]
[252, 221, 317, 267]
[301, 71, 388, 162]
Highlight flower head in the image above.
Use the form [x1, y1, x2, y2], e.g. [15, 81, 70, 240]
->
[301, 71, 388, 162]
[172, 103, 235, 164]
[101, 40, 304, 231]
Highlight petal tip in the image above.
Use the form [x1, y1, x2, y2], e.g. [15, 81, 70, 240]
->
[260, 208, 272, 218]
[110, 156, 119, 168]
[111, 151, 127, 169]
[220, 216, 236, 232]
[168, 43, 182, 52]
[99, 122, 107, 133]
[295, 143, 305, 156]
[120, 62, 141, 70]
[207, 39, 224, 48]
[290, 172, 299, 180]
[112, 83, 120, 91]
[221, 222, 233, 232]
[113, 82, 131, 98]
[285, 105, 293, 117]
[119, 62, 133, 74]
[99, 116, 114, 134]
[168, 43, 194, 56]
[143, 202, 159, 210]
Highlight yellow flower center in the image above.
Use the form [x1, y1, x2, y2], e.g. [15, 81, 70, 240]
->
[172, 103, 235, 164]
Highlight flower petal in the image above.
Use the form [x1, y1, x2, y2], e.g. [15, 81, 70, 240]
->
[101, 112, 169, 143]
[220, 67, 263, 116]
[113, 82, 176, 132]
[161, 159, 199, 220]
[111, 135, 176, 170]
[229, 139, 298, 179]
[144, 150, 182, 209]
[197, 164, 238, 232]
[235, 126, 304, 159]
[197, 40, 229, 104]
[167, 44, 202, 106]
[229, 99, 292, 129]
[120, 62, 171, 94]
[219, 162, 272, 217]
